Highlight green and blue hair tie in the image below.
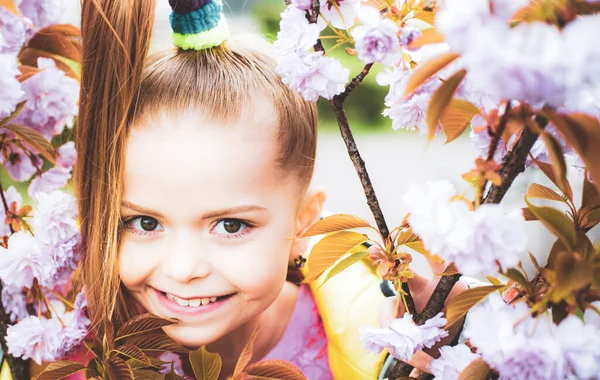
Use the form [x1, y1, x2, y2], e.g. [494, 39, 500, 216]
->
[168, 0, 230, 50]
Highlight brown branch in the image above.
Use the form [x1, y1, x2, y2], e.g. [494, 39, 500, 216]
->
[337, 63, 374, 102]
[0, 179, 30, 379]
[484, 115, 546, 204]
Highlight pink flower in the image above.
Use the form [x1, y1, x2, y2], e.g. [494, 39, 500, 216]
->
[57, 290, 91, 356]
[28, 167, 72, 197]
[56, 141, 76, 169]
[351, 6, 401, 66]
[32, 190, 78, 247]
[18, 0, 67, 29]
[1, 144, 39, 182]
[291, 0, 312, 11]
[1, 284, 28, 323]
[275, 5, 320, 55]
[0, 7, 28, 54]
[0, 231, 55, 288]
[13, 57, 79, 140]
[278, 51, 349, 101]
[400, 26, 421, 50]
[0, 185, 22, 236]
[318, 0, 362, 30]
[384, 92, 430, 134]
[0, 55, 24, 120]
[359, 312, 448, 361]
[159, 352, 186, 377]
[430, 344, 480, 380]
[6, 315, 62, 364]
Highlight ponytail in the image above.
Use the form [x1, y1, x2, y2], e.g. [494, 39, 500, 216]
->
[76, 0, 156, 332]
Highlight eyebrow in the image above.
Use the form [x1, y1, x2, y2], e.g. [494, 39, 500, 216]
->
[121, 201, 267, 219]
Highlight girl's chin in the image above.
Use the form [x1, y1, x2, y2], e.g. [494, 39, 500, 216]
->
[162, 324, 225, 348]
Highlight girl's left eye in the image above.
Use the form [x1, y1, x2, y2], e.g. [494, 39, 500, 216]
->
[213, 219, 249, 236]
[124, 216, 164, 234]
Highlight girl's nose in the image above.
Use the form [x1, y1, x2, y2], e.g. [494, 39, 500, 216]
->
[160, 231, 210, 282]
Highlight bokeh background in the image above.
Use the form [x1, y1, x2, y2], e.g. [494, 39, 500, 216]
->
[53, 0, 579, 277]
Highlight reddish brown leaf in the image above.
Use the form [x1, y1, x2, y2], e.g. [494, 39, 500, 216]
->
[132, 369, 164, 379]
[104, 320, 115, 351]
[409, 28, 445, 49]
[458, 358, 491, 380]
[32, 361, 85, 380]
[525, 198, 577, 251]
[245, 360, 307, 380]
[582, 176, 600, 211]
[440, 263, 460, 276]
[404, 52, 460, 96]
[303, 231, 368, 282]
[0, 101, 26, 126]
[233, 321, 261, 376]
[440, 99, 481, 143]
[124, 334, 189, 354]
[301, 214, 372, 237]
[106, 356, 134, 380]
[427, 69, 467, 141]
[531, 156, 574, 201]
[114, 344, 150, 364]
[116, 313, 177, 341]
[541, 132, 568, 197]
[445, 285, 503, 328]
[544, 111, 600, 195]
[189, 346, 222, 380]
[526, 183, 564, 202]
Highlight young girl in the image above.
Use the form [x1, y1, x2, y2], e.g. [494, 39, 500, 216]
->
[74, 1, 464, 379]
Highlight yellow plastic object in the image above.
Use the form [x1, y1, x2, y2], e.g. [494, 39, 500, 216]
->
[301, 242, 387, 379]
[1, 359, 11, 380]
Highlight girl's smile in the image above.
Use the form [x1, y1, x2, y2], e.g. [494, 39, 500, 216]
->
[152, 286, 236, 319]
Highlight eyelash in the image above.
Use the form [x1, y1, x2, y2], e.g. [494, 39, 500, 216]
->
[121, 216, 254, 239]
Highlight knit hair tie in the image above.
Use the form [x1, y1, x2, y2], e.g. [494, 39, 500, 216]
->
[168, 0, 229, 50]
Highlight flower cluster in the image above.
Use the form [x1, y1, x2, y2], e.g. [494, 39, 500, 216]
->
[464, 294, 600, 379]
[402, 180, 527, 277]
[430, 344, 480, 380]
[359, 312, 448, 362]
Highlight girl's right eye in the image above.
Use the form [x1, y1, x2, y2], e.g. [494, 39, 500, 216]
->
[124, 216, 164, 234]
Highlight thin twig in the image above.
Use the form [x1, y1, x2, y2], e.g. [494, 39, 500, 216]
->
[337, 63, 374, 102]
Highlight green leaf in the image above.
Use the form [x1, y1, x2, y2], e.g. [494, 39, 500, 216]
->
[124, 334, 189, 354]
[0, 101, 25, 126]
[445, 285, 503, 328]
[189, 346, 222, 380]
[440, 99, 481, 143]
[106, 356, 134, 380]
[32, 361, 86, 380]
[541, 132, 568, 198]
[303, 231, 368, 282]
[301, 214, 372, 237]
[458, 358, 491, 380]
[426, 70, 467, 141]
[504, 268, 531, 293]
[164, 367, 186, 380]
[404, 52, 460, 96]
[4, 123, 57, 164]
[320, 250, 370, 287]
[245, 359, 307, 380]
[551, 251, 593, 303]
[132, 369, 164, 380]
[524, 197, 577, 251]
[526, 183, 565, 202]
[116, 313, 178, 341]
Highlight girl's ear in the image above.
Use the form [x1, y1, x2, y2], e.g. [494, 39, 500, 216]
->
[290, 187, 327, 261]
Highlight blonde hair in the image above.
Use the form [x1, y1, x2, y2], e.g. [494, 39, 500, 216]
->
[75, 0, 317, 333]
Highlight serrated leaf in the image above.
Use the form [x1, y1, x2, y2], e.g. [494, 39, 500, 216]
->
[530, 156, 573, 201]
[320, 250, 370, 287]
[32, 361, 85, 380]
[526, 183, 564, 202]
[301, 214, 372, 237]
[116, 313, 177, 341]
[522, 207, 539, 221]
[114, 344, 151, 364]
[106, 356, 134, 380]
[189, 346, 222, 380]
[427, 70, 467, 141]
[0, 101, 26, 126]
[404, 52, 460, 96]
[543, 110, 600, 195]
[105, 320, 115, 352]
[233, 321, 261, 376]
[440, 99, 481, 143]
[408, 28, 444, 49]
[0, 0, 20, 15]
[541, 132, 568, 197]
[458, 358, 491, 380]
[3, 123, 56, 164]
[245, 360, 307, 380]
[445, 285, 502, 328]
[525, 198, 577, 251]
[124, 334, 189, 354]
[303, 231, 368, 282]
[396, 229, 420, 246]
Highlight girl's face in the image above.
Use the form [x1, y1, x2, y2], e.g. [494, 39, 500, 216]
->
[118, 98, 313, 347]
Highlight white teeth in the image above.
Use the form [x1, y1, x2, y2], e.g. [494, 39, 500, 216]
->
[165, 292, 218, 307]
[189, 299, 201, 307]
